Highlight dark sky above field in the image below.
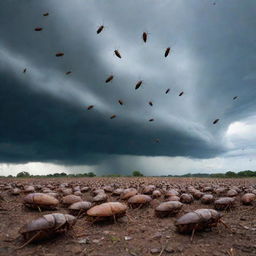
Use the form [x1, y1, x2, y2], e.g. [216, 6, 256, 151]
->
[0, 0, 256, 176]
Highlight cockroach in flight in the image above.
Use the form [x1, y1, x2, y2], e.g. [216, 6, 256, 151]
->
[114, 50, 122, 58]
[65, 71, 72, 75]
[233, 96, 238, 100]
[118, 100, 124, 105]
[55, 52, 64, 57]
[142, 32, 148, 43]
[179, 91, 184, 96]
[34, 27, 43, 31]
[165, 88, 170, 94]
[87, 105, 94, 110]
[110, 115, 116, 119]
[213, 119, 219, 124]
[97, 25, 104, 34]
[105, 75, 114, 83]
[149, 118, 154, 122]
[165, 47, 170, 57]
[43, 13, 49, 16]
[135, 80, 143, 90]
[23, 68, 27, 73]
[149, 101, 153, 106]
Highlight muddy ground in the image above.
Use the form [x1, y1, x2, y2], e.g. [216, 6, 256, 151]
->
[0, 177, 255, 256]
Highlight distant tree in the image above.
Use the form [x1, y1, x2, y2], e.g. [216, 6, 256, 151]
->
[7, 175, 13, 178]
[87, 172, 96, 177]
[16, 171, 30, 178]
[132, 171, 144, 177]
[225, 171, 237, 178]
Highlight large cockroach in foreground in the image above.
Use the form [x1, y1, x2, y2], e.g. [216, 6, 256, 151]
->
[18, 213, 76, 248]
[175, 208, 230, 241]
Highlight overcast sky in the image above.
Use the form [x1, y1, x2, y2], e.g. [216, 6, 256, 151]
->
[0, 0, 256, 176]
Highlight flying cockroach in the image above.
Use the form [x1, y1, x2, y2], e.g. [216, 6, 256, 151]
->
[233, 96, 238, 100]
[34, 27, 43, 31]
[23, 68, 27, 73]
[165, 47, 170, 57]
[110, 115, 116, 119]
[97, 25, 104, 34]
[105, 75, 114, 83]
[179, 91, 184, 96]
[142, 32, 148, 43]
[155, 138, 160, 143]
[87, 105, 94, 110]
[213, 119, 219, 124]
[43, 13, 49, 16]
[65, 71, 72, 75]
[118, 100, 123, 105]
[149, 101, 153, 106]
[114, 50, 122, 58]
[135, 80, 143, 90]
[55, 52, 64, 57]
[149, 118, 154, 122]
[165, 88, 170, 94]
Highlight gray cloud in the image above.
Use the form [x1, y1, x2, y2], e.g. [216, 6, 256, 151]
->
[0, 0, 256, 174]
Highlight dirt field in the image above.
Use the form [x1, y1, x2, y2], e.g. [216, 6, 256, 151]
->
[0, 177, 255, 256]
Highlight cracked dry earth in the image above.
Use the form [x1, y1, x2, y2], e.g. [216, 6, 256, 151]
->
[0, 177, 255, 256]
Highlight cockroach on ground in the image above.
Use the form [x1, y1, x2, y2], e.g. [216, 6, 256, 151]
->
[34, 27, 43, 31]
[165, 47, 170, 57]
[175, 208, 230, 241]
[142, 32, 148, 43]
[214, 197, 235, 211]
[97, 25, 104, 34]
[87, 105, 94, 110]
[18, 213, 76, 248]
[165, 88, 170, 94]
[135, 80, 143, 90]
[155, 201, 183, 218]
[105, 75, 114, 83]
[213, 119, 219, 124]
[128, 194, 152, 209]
[114, 50, 122, 58]
[179, 91, 184, 96]
[55, 52, 64, 57]
[110, 115, 116, 119]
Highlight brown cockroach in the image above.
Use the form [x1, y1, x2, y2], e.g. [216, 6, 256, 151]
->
[165, 88, 170, 94]
[87, 202, 127, 223]
[18, 213, 76, 248]
[201, 194, 214, 204]
[149, 118, 154, 122]
[226, 189, 238, 197]
[127, 194, 152, 208]
[23, 68, 27, 73]
[92, 193, 108, 203]
[87, 105, 94, 110]
[152, 190, 161, 198]
[142, 185, 155, 195]
[110, 114, 116, 119]
[43, 13, 49, 16]
[105, 75, 114, 83]
[165, 47, 170, 57]
[97, 25, 104, 34]
[179, 91, 184, 96]
[65, 71, 72, 75]
[180, 193, 194, 204]
[55, 52, 64, 57]
[69, 201, 92, 216]
[62, 195, 82, 206]
[241, 193, 256, 205]
[155, 201, 183, 218]
[24, 186, 35, 193]
[135, 80, 143, 90]
[112, 188, 124, 196]
[114, 50, 122, 58]
[34, 27, 43, 31]
[120, 188, 138, 200]
[142, 32, 147, 43]
[149, 101, 153, 106]
[214, 197, 235, 211]
[12, 188, 21, 195]
[118, 100, 124, 105]
[23, 193, 59, 210]
[175, 208, 228, 241]
[213, 119, 219, 124]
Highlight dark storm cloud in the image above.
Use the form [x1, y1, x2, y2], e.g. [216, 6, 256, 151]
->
[0, 0, 256, 169]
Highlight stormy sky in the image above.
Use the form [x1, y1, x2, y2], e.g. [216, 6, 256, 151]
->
[0, 0, 256, 176]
